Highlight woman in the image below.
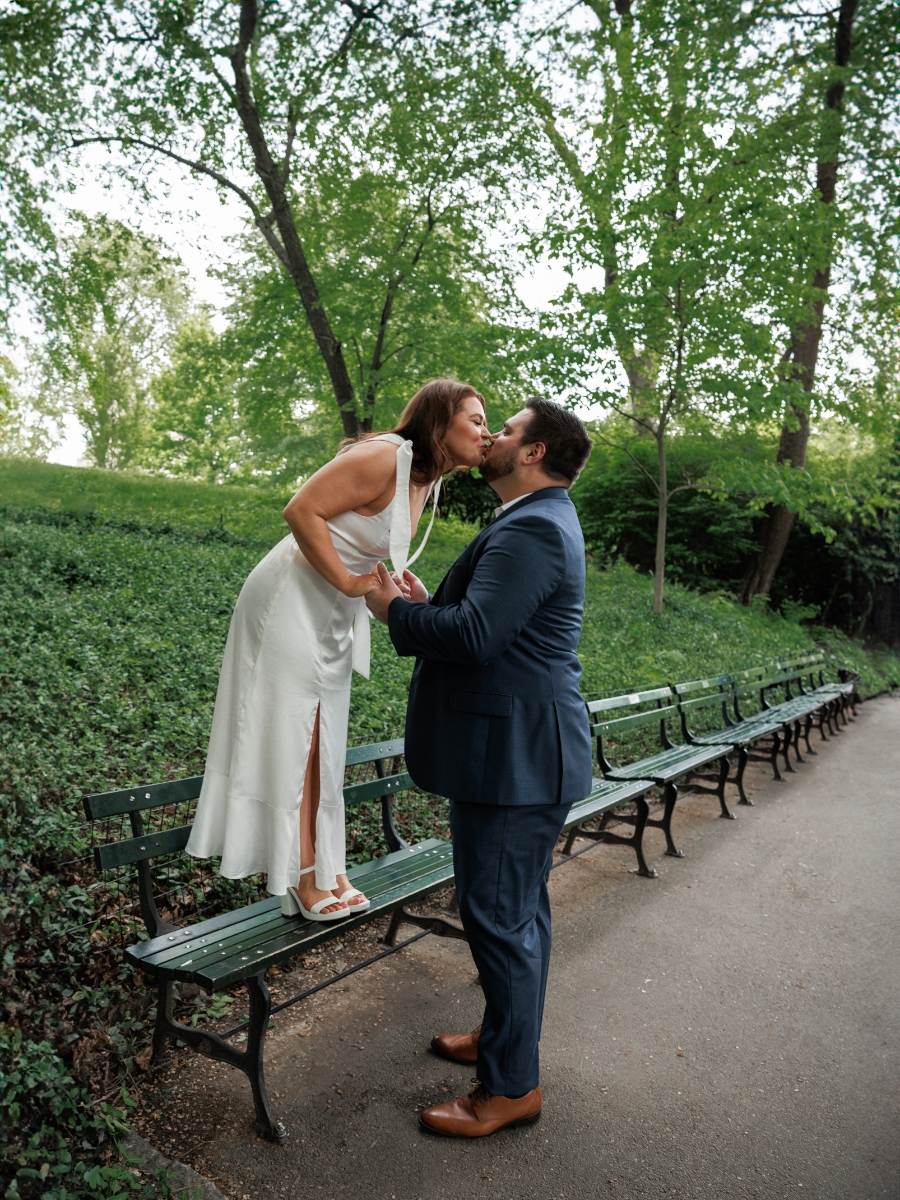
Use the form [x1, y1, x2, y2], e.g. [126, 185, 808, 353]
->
[186, 380, 490, 921]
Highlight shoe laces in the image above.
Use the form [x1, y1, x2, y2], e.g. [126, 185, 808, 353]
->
[468, 1080, 492, 1110]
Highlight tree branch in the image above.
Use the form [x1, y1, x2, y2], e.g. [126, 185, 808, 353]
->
[593, 427, 661, 494]
[69, 134, 265, 221]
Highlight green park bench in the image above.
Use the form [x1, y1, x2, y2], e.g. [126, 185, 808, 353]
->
[768, 652, 859, 751]
[672, 672, 785, 805]
[750, 653, 858, 772]
[85, 739, 659, 1142]
[585, 686, 736, 846]
[85, 741, 464, 1144]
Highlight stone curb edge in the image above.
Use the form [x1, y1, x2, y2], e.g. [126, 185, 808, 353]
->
[121, 1132, 231, 1200]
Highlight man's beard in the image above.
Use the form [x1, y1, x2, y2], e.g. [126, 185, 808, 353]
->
[480, 445, 516, 484]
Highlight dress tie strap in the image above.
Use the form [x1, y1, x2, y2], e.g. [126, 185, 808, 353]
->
[352, 598, 371, 679]
[388, 440, 414, 575]
[352, 436, 441, 679]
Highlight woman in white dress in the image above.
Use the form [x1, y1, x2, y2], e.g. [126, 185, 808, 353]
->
[186, 380, 490, 921]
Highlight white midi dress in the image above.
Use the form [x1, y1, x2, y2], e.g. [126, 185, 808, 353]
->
[186, 434, 438, 896]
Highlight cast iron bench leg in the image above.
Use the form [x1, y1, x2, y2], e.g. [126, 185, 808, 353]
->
[792, 719, 806, 765]
[781, 723, 797, 774]
[735, 746, 752, 805]
[803, 714, 816, 755]
[770, 731, 785, 782]
[597, 800, 659, 878]
[151, 973, 288, 1144]
[624, 796, 656, 877]
[647, 782, 683, 858]
[380, 908, 467, 948]
[715, 755, 735, 819]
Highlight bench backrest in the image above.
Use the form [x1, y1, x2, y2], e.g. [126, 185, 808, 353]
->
[723, 666, 767, 721]
[585, 686, 679, 774]
[671, 675, 731, 739]
[85, 739, 415, 938]
[758, 657, 822, 707]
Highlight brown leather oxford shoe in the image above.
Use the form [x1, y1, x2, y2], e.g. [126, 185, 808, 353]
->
[419, 1081, 542, 1138]
[430, 1025, 481, 1065]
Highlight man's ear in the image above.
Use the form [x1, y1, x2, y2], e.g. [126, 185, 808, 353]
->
[522, 440, 547, 464]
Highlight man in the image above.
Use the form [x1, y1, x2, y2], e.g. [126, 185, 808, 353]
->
[365, 397, 593, 1137]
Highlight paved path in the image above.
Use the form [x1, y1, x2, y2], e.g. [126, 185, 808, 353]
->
[155, 696, 900, 1200]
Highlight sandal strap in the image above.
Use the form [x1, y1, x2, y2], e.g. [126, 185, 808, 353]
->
[336, 888, 366, 903]
[307, 895, 346, 916]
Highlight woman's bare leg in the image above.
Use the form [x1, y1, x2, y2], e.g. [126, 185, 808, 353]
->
[297, 707, 345, 915]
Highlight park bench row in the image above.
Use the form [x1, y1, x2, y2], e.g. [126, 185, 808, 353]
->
[85, 650, 858, 1142]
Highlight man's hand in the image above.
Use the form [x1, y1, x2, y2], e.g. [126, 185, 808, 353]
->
[392, 568, 429, 604]
[365, 562, 403, 624]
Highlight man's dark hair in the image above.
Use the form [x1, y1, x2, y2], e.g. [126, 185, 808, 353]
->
[521, 397, 592, 485]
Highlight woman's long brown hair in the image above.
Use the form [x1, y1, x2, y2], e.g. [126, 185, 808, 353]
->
[344, 379, 485, 485]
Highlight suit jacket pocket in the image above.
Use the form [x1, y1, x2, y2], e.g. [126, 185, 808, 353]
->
[448, 691, 512, 718]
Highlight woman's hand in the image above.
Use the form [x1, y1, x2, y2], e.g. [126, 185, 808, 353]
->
[343, 572, 382, 598]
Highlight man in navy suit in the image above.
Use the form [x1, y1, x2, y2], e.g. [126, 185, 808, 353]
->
[365, 398, 593, 1137]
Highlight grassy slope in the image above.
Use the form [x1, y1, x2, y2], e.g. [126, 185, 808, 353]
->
[0, 456, 292, 541]
[3, 457, 898, 717]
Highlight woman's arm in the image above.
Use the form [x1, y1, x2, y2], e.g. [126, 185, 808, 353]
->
[283, 441, 402, 598]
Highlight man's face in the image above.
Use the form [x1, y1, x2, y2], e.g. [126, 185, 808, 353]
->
[480, 409, 531, 483]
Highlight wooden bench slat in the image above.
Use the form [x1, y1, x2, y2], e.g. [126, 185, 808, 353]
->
[86, 739, 410, 823]
[94, 824, 192, 870]
[566, 778, 656, 823]
[587, 686, 673, 713]
[191, 857, 455, 991]
[590, 703, 679, 736]
[691, 715, 784, 746]
[344, 837, 445, 881]
[605, 742, 732, 785]
[128, 840, 446, 965]
[84, 776, 205, 820]
[343, 772, 413, 806]
[131, 844, 456, 990]
[131, 841, 452, 973]
[673, 675, 730, 696]
[344, 739, 405, 766]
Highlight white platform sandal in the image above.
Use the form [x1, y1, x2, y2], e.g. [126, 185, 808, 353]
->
[280, 866, 349, 921]
[335, 887, 370, 913]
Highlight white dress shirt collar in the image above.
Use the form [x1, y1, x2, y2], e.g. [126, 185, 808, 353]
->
[493, 492, 531, 518]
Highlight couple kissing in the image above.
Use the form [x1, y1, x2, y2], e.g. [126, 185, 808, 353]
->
[187, 379, 594, 1137]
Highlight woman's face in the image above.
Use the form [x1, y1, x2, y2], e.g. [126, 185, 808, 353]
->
[442, 394, 490, 471]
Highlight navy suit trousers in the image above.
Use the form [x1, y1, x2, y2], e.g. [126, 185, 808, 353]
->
[449, 799, 572, 1098]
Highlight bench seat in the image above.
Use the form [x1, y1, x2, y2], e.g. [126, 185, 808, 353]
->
[689, 714, 785, 748]
[603, 741, 733, 786]
[126, 838, 455, 992]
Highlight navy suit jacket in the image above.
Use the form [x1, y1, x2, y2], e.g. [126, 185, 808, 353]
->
[387, 487, 593, 806]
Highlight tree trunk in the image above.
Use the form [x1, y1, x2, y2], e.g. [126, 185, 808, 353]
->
[653, 426, 668, 615]
[742, 0, 857, 601]
[231, 0, 360, 439]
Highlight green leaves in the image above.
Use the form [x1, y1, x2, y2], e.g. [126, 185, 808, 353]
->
[36, 215, 191, 470]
